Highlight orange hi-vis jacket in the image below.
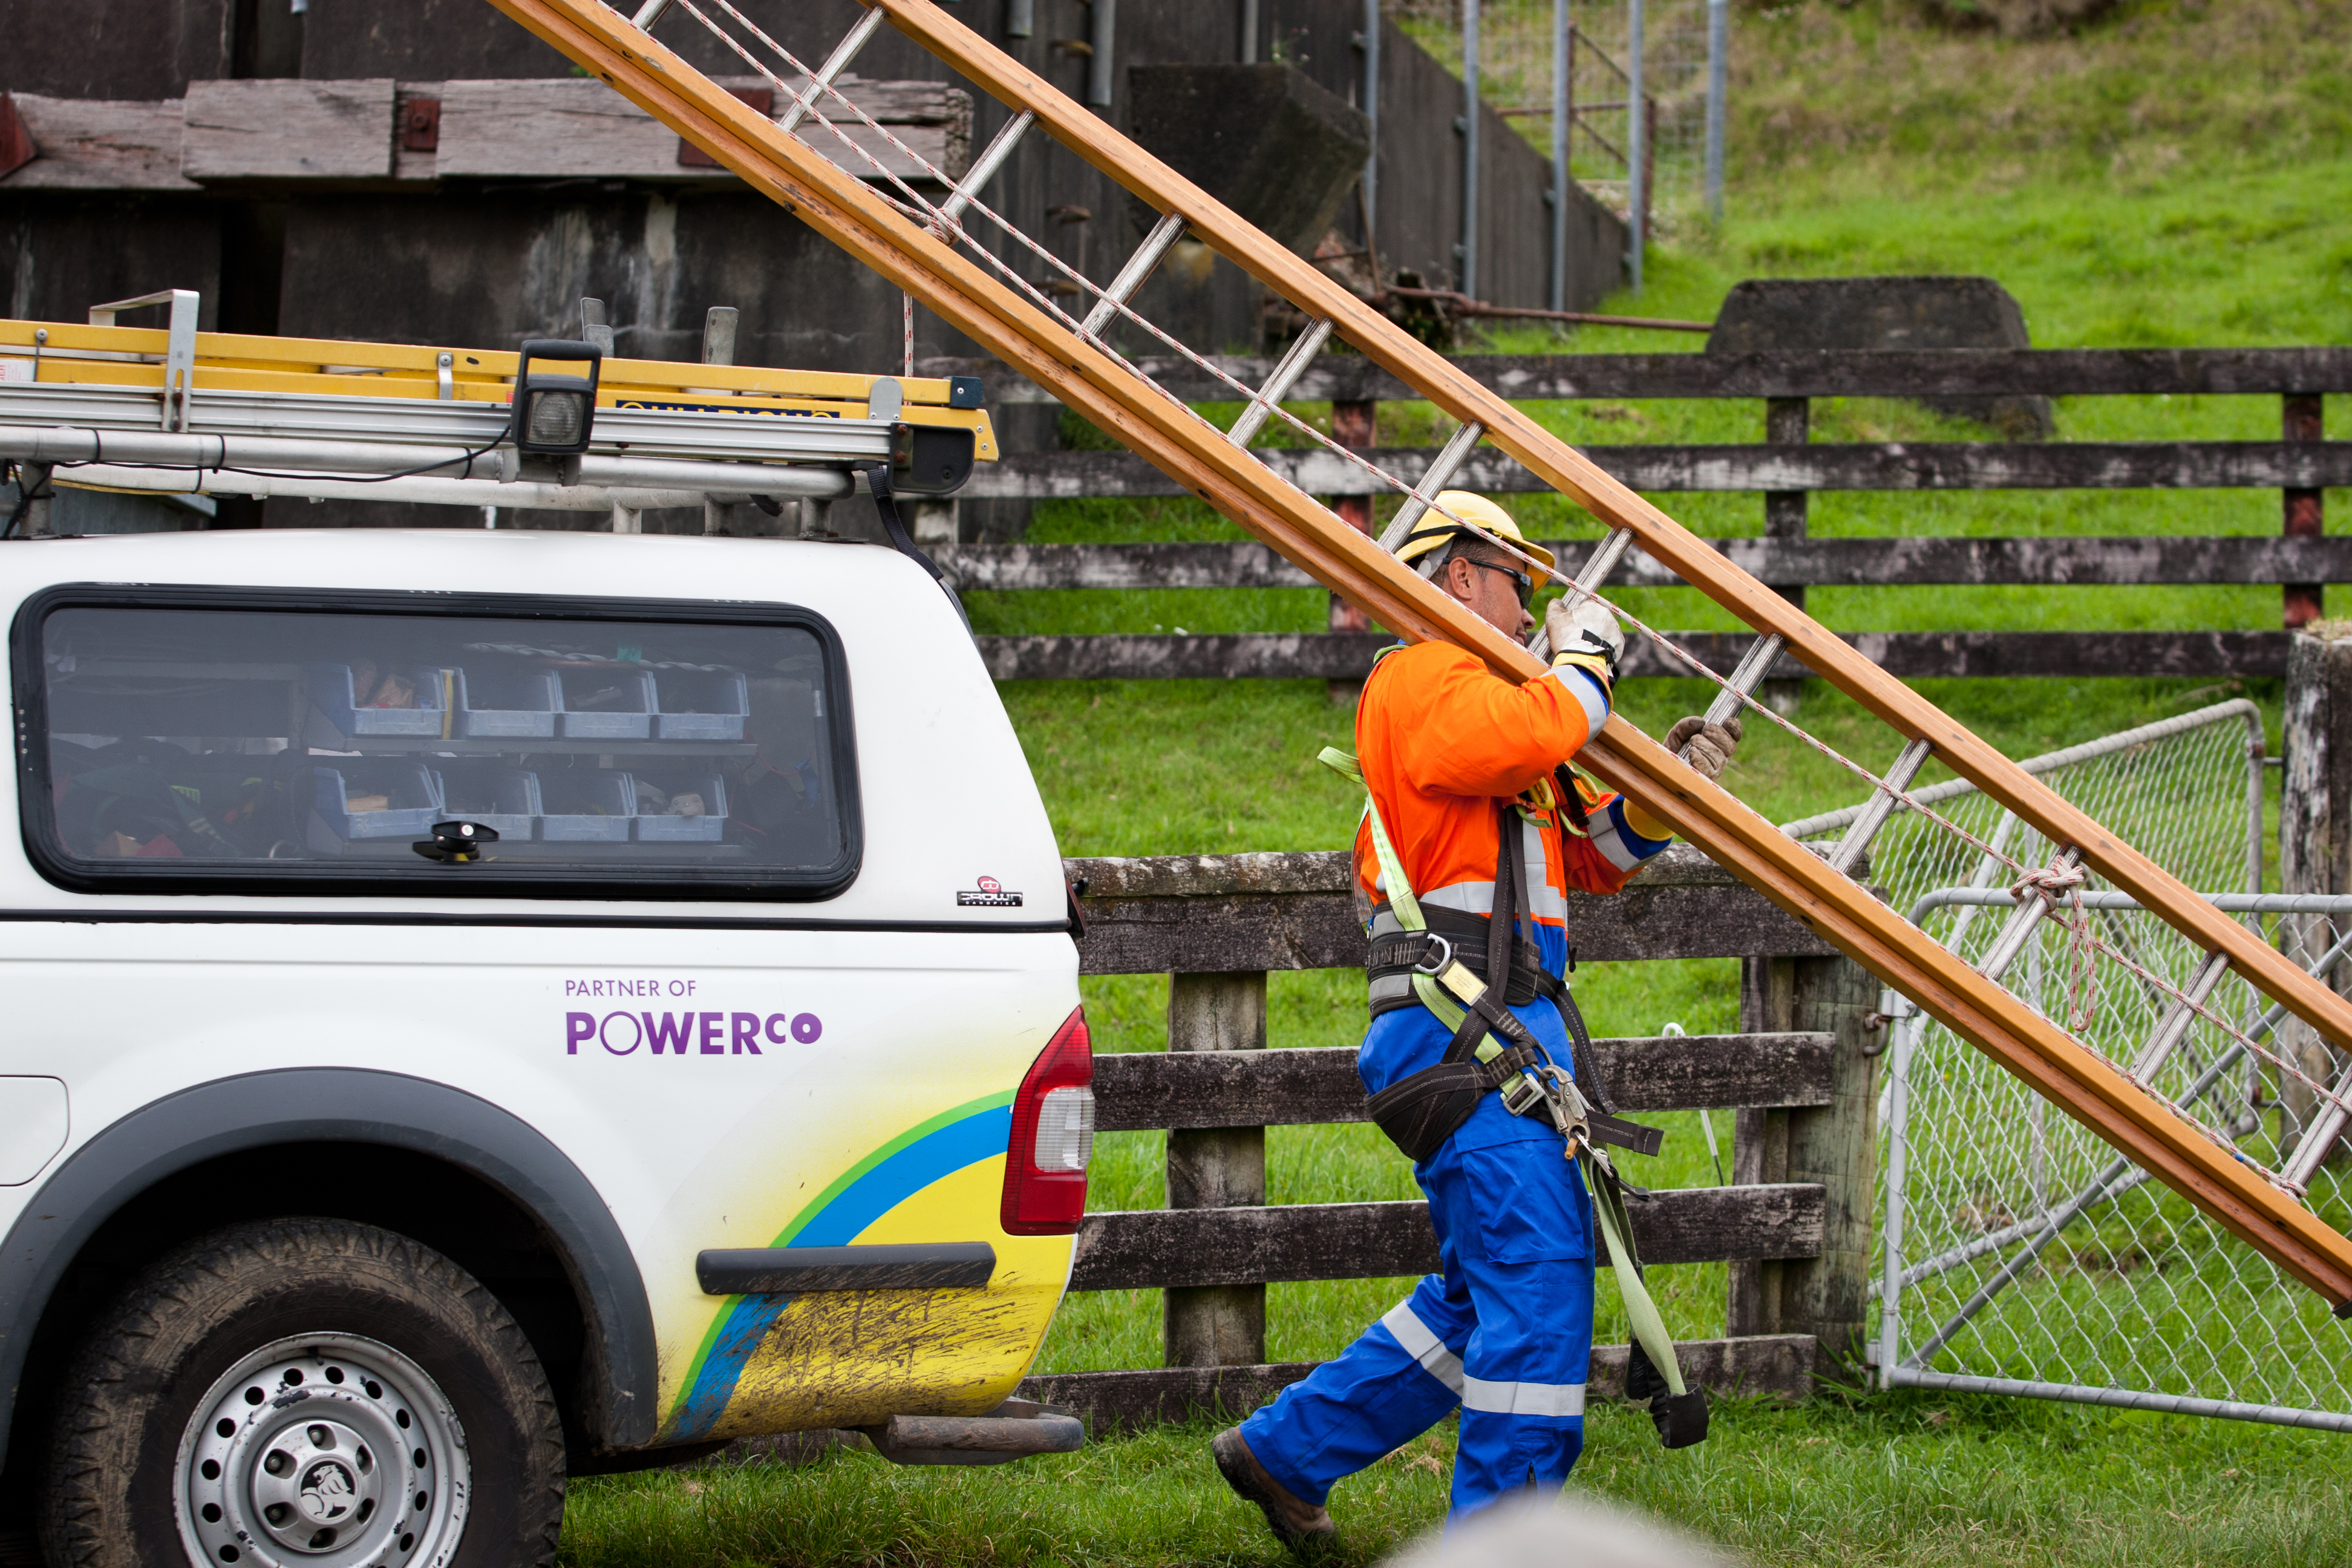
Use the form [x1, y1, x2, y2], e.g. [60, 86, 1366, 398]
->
[1351, 642, 1675, 946]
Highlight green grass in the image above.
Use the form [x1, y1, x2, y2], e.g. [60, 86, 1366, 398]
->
[561, 1394, 2352, 1568]
[562, 4, 2352, 1561]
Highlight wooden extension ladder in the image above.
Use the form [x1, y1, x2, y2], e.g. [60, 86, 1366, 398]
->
[483, 0, 2352, 1312]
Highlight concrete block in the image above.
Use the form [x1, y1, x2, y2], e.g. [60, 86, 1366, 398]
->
[1123, 64, 1370, 258]
[1708, 276, 2056, 439]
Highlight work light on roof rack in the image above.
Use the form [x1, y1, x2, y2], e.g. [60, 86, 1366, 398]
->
[509, 338, 601, 459]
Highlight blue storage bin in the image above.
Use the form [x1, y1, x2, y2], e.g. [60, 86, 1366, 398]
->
[555, 670, 655, 740]
[631, 772, 729, 843]
[308, 663, 448, 737]
[538, 770, 635, 842]
[313, 763, 443, 841]
[454, 667, 559, 739]
[650, 670, 750, 742]
[429, 764, 540, 841]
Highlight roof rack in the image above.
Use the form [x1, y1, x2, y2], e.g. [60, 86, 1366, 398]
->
[0, 289, 994, 523]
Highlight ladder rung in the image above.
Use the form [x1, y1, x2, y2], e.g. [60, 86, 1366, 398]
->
[2283, 1057, 2352, 1187]
[1699, 633, 1782, 730]
[631, 0, 675, 28]
[1227, 319, 1333, 449]
[1528, 525, 1636, 659]
[1375, 420, 1485, 552]
[1975, 846, 2085, 984]
[1080, 211, 1188, 336]
[777, 7, 890, 136]
[1827, 736, 1933, 877]
[935, 109, 1035, 231]
[2129, 948, 2232, 1079]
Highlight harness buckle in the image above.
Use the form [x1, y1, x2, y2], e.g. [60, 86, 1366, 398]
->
[1410, 932, 1455, 975]
[1501, 1062, 1592, 1154]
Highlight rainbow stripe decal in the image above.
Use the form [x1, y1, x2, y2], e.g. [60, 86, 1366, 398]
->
[664, 1093, 1015, 1440]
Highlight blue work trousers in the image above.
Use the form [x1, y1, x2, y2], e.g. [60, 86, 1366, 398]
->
[1237, 1118, 1596, 1526]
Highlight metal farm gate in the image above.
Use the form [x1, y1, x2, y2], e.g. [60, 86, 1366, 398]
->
[1792, 702, 2352, 1429]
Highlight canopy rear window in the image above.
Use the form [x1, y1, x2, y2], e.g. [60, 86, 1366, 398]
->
[16, 587, 860, 899]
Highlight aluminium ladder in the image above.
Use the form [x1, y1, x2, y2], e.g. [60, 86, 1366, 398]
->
[477, 0, 2352, 1311]
[0, 290, 996, 521]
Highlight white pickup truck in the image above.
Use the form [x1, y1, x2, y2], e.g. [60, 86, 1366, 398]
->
[0, 525, 1091, 1568]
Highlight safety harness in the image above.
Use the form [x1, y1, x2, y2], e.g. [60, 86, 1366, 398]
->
[1322, 740, 1710, 1448]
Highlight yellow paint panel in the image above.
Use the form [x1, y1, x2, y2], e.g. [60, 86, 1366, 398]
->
[694, 1156, 1072, 1440]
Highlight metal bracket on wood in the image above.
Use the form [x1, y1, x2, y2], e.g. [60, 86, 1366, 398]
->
[88, 289, 200, 431]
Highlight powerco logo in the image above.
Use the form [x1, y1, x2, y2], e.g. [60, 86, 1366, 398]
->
[566, 1010, 822, 1056]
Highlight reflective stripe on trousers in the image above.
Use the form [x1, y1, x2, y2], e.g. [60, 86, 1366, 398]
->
[1383, 1301, 1586, 1416]
[1238, 1126, 1595, 1526]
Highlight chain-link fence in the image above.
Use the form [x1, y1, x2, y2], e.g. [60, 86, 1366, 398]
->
[1789, 701, 2352, 1429]
[1388, 0, 1724, 282]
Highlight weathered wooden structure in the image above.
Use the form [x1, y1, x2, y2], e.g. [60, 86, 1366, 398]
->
[0, 0, 1622, 538]
[1011, 846, 1866, 1430]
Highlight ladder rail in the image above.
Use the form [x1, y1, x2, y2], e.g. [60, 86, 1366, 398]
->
[485, 0, 2352, 1307]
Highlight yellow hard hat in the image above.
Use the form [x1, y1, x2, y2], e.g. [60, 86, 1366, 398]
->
[1394, 491, 1557, 578]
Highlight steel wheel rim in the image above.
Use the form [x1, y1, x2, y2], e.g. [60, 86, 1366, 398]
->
[174, 1332, 472, 1568]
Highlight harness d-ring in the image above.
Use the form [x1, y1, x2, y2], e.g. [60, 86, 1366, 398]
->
[1411, 933, 1455, 976]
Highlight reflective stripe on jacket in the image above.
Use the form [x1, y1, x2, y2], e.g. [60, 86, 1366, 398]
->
[1350, 641, 1670, 942]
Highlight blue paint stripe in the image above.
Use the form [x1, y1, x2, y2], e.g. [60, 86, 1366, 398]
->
[789, 1108, 1012, 1247]
[665, 1105, 1013, 1440]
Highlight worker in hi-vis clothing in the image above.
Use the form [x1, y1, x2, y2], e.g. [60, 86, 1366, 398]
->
[1212, 492, 1740, 1543]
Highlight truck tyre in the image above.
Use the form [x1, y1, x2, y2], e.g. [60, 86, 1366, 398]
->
[39, 1217, 566, 1568]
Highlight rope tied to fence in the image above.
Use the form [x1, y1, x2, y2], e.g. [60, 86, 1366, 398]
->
[2011, 857, 2105, 1040]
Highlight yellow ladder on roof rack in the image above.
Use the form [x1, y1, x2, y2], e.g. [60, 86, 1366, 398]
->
[0, 311, 996, 454]
[482, 0, 2352, 1311]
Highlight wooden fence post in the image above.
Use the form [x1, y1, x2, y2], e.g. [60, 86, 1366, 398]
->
[2280, 629, 2352, 1160]
[1729, 950, 1879, 1361]
[1762, 395, 1809, 712]
[1164, 970, 1269, 1367]
[1728, 956, 1793, 1336]
[1326, 397, 1379, 705]
[1780, 953, 1881, 1362]
[2284, 394, 2325, 629]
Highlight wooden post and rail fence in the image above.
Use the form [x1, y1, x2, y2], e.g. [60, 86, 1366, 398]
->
[1013, 631, 2352, 1434]
[1014, 844, 1873, 1431]
[919, 345, 2350, 685]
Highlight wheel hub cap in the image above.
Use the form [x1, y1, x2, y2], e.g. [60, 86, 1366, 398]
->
[175, 1335, 471, 1568]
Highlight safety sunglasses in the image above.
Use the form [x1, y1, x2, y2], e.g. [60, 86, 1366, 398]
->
[1465, 557, 1536, 610]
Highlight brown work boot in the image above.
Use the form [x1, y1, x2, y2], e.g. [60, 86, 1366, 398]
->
[1212, 1426, 1336, 1551]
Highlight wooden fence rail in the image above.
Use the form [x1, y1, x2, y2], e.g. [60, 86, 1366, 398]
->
[1015, 848, 1875, 1432]
[957, 442, 2352, 500]
[920, 345, 2343, 684]
[976, 629, 2290, 683]
[938, 536, 2352, 592]
[927, 347, 2352, 403]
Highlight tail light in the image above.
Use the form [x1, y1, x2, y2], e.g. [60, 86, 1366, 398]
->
[1001, 1005, 1095, 1235]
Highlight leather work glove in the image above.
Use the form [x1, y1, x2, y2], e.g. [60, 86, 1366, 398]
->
[1665, 714, 1743, 782]
[1544, 595, 1624, 688]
